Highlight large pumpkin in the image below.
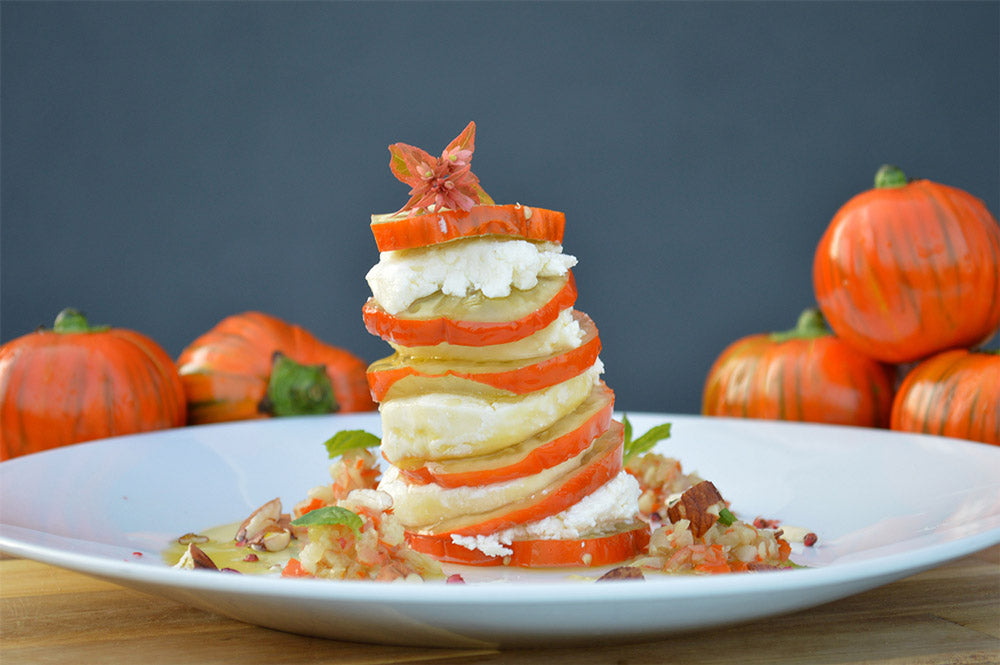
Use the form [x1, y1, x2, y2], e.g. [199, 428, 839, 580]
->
[177, 311, 375, 424]
[0, 309, 187, 460]
[890, 348, 999, 445]
[813, 165, 1000, 364]
[702, 309, 896, 427]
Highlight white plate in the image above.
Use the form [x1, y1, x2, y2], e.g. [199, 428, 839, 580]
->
[1, 413, 998, 648]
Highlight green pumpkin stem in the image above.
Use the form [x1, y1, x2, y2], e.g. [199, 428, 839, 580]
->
[770, 308, 831, 343]
[52, 308, 109, 333]
[260, 352, 339, 417]
[874, 164, 908, 189]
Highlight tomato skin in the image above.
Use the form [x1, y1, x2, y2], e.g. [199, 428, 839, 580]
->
[424, 421, 625, 537]
[371, 204, 565, 252]
[0, 310, 186, 460]
[813, 168, 1000, 364]
[702, 310, 896, 427]
[398, 382, 615, 488]
[367, 311, 600, 401]
[406, 523, 650, 567]
[362, 273, 577, 349]
[890, 349, 999, 445]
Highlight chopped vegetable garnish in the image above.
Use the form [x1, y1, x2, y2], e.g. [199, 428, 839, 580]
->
[717, 507, 737, 527]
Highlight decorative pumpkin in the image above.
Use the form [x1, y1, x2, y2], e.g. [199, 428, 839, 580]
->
[0, 309, 186, 460]
[890, 348, 999, 445]
[813, 164, 1000, 364]
[702, 309, 896, 427]
[177, 311, 375, 424]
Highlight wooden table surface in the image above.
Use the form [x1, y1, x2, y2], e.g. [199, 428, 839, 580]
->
[2, 546, 998, 665]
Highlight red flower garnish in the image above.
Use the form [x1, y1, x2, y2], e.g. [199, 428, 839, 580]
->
[388, 121, 495, 215]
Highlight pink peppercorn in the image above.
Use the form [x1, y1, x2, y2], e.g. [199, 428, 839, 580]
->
[803, 532, 818, 547]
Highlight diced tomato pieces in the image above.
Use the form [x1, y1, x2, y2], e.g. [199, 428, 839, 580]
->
[294, 497, 325, 519]
[280, 558, 311, 578]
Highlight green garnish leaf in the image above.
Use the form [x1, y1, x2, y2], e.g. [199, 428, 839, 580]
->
[621, 415, 671, 463]
[323, 430, 380, 459]
[290, 506, 363, 534]
[718, 507, 737, 527]
[622, 414, 634, 451]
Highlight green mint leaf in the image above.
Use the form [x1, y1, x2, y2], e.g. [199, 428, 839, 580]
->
[291, 506, 363, 534]
[323, 430, 380, 459]
[622, 413, 633, 450]
[718, 507, 737, 527]
[622, 418, 671, 463]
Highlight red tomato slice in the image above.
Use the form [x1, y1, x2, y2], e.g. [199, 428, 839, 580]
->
[367, 312, 600, 402]
[370, 204, 565, 252]
[406, 522, 650, 568]
[362, 273, 577, 348]
[419, 421, 624, 537]
[397, 382, 615, 488]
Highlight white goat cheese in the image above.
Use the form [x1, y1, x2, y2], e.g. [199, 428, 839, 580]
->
[449, 472, 643, 557]
[366, 237, 577, 315]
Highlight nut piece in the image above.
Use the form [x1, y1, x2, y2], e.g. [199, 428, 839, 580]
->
[666, 480, 726, 538]
[235, 498, 292, 552]
[597, 566, 645, 582]
[176, 532, 209, 545]
[173, 543, 219, 570]
[252, 523, 292, 552]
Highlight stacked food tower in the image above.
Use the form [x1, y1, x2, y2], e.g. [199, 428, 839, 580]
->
[362, 123, 649, 567]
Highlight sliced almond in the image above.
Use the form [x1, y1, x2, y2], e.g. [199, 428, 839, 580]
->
[235, 498, 283, 545]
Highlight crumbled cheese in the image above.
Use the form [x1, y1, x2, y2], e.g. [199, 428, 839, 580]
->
[366, 237, 577, 315]
[450, 533, 514, 557]
[448, 472, 642, 558]
[510, 471, 641, 540]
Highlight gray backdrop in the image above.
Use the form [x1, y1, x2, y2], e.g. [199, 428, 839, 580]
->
[3, 1, 998, 415]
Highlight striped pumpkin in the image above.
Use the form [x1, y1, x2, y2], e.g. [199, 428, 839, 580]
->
[813, 165, 1000, 364]
[0, 309, 187, 460]
[177, 311, 375, 425]
[891, 349, 999, 445]
[702, 309, 897, 427]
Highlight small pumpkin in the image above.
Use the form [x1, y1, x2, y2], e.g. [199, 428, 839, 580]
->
[702, 308, 896, 427]
[0, 309, 187, 460]
[890, 348, 999, 445]
[177, 311, 375, 424]
[813, 164, 1000, 364]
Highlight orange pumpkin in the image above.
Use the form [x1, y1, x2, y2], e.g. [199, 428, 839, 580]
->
[0, 309, 186, 460]
[702, 309, 896, 427]
[177, 311, 375, 424]
[813, 164, 1000, 364]
[890, 348, 999, 445]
